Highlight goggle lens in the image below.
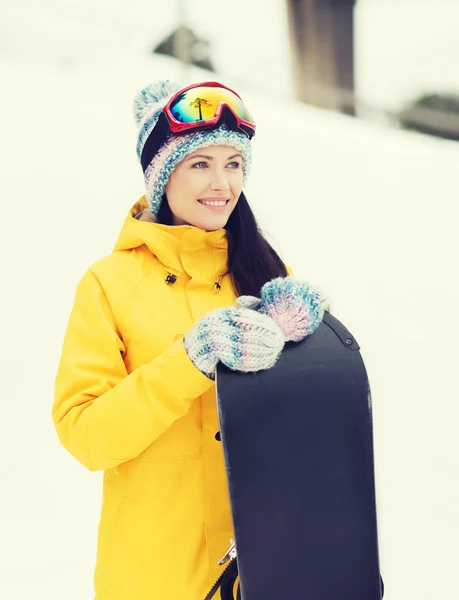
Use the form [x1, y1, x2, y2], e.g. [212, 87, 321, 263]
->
[169, 85, 254, 125]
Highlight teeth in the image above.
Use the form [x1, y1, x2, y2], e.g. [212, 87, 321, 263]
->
[200, 200, 227, 206]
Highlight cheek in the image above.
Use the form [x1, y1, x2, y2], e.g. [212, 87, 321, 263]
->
[232, 171, 244, 192]
[166, 171, 210, 213]
[166, 171, 194, 204]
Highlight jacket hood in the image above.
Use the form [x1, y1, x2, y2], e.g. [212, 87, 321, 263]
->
[114, 196, 229, 289]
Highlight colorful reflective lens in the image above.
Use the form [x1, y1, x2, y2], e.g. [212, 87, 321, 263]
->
[169, 85, 254, 125]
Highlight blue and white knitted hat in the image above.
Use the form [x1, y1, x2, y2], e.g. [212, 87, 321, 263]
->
[133, 80, 253, 215]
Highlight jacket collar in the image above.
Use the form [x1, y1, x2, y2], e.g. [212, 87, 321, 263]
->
[114, 197, 229, 287]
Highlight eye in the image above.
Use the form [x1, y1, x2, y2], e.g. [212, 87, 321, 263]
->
[191, 161, 208, 169]
[227, 161, 241, 169]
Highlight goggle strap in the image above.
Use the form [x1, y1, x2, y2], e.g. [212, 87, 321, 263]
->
[141, 113, 169, 172]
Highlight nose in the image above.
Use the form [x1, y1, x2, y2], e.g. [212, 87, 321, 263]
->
[210, 169, 230, 191]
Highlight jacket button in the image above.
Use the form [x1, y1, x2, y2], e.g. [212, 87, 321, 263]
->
[215, 431, 221, 441]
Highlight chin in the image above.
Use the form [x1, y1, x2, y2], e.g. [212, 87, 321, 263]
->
[191, 217, 229, 231]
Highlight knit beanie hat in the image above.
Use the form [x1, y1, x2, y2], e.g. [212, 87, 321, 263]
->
[133, 80, 253, 215]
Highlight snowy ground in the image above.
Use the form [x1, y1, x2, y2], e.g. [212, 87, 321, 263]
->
[1, 36, 459, 600]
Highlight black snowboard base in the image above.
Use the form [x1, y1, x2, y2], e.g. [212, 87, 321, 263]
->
[214, 311, 383, 600]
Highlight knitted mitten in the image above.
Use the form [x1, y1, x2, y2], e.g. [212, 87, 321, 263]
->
[234, 295, 261, 310]
[238, 276, 328, 342]
[183, 306, 285, 379]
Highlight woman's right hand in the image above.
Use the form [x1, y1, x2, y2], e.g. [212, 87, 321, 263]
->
[183, 306, 285, 379]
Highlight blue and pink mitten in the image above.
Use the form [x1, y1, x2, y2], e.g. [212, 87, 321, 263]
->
[184, 276, 328, 379]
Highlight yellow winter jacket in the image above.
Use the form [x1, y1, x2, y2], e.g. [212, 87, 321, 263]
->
[53, 197, 250, 599]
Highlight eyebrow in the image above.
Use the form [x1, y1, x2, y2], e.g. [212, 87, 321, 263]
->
[186, 153, 243, 161]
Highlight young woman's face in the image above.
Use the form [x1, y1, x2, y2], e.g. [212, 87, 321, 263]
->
[165, 145, 244, 230]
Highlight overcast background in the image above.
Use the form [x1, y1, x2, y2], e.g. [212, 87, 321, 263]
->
[1, 1, 458, 598]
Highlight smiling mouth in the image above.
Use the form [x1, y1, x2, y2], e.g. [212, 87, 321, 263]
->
[198, 199, 230, 207]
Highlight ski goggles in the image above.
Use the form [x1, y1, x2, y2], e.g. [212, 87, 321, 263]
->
[141, 81, 256, 172]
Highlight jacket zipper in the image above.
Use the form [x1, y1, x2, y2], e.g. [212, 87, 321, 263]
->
[203, 558, 238, 600]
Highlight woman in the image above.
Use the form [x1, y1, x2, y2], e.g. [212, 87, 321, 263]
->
[52, 80, 327, 599]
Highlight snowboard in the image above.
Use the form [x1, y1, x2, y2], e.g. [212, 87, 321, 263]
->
[210, 311, 384, 600]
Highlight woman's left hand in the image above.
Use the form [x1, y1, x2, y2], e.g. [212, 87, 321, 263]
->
[236, 276, 329, 342]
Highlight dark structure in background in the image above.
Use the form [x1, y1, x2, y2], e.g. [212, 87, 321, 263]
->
[286, 0, 458, 142]
[286, 0, 356, 116]
[398, 93, 459, 141]
[153, 26, 215, 72]
[154, 3, 457, 143]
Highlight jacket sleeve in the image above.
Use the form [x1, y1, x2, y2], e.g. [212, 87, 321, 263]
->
[52, 269, 214, 472]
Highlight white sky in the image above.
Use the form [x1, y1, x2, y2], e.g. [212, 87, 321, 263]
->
[1, 3, 459, 599]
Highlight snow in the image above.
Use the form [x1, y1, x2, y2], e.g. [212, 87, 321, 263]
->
[1, 19, 459, 600]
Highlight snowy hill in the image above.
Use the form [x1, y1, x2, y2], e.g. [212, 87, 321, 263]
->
[1, 49, 459, 599]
